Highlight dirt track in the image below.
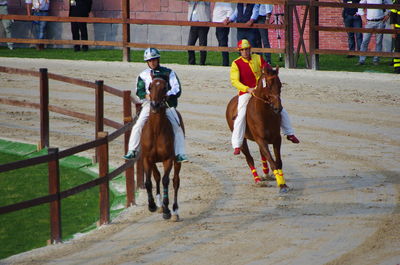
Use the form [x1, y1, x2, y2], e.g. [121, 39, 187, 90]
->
[1, 58, 399, 265]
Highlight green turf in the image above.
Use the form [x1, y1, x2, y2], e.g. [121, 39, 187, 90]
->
[0, 139, 126, 260]
[0, 46, 395, 74]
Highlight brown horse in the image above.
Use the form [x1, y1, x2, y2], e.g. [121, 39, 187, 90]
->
[226, 66, 289, 193]
[140, 77, 182, 221]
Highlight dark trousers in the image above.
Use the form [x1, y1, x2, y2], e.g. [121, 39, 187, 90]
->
[187, 26, 210, 65]
[257, 15, 271, 63]
[215, 27, 230, 66]
[237, 28, 259, 48]
[71, 21, 88, 51]
[343, 14, 363, 51]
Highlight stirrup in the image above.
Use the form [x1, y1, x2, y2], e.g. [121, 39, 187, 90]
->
[286, 135, 300, 144]
[176, 154, 188, 163]
[123, 150, 138, 160]
[233, 147, 241, 155]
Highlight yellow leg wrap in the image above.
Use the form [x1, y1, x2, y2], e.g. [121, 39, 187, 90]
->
[273, 169, 286, 186]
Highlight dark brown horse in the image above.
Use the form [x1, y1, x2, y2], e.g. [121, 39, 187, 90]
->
[140, 77, 182, 221]
[226, 66, 289, 193]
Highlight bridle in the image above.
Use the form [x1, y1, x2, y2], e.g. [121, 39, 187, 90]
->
[251, 74, 282, 113]
[150, 77, 168, 111]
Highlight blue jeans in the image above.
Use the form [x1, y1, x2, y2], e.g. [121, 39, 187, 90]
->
[343, 14, 363, 51]
[359, 20, 385, 63]
[32, 11, 49, 39]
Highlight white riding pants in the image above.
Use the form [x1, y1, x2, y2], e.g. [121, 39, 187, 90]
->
[231, 94, 295, 148]
[128, 100, 186, 156]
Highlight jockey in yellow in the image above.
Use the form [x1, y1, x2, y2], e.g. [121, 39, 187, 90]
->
[230, 39, 299, 156]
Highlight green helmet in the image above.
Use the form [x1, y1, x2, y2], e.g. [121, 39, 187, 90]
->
[144, 48, 161, 61]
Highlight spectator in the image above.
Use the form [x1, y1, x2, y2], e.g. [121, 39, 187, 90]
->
[187, 1, 211, 65]
[356, 0, 391, 65]
[224, 3, 260, 48]
[25, 0, 50, 51]
[340, 0, 363, 57]
[390, 0, 400, 73]
[212, 2, 234, 66]
[0, 0, 13, 50]
[68, 0, 92, 52]
[256, 4, 273, 63]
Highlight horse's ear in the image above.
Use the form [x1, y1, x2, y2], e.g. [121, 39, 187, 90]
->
[262, 66, 267, 75]
[275, 65, 279, 75]
[265, 66, 274, 76]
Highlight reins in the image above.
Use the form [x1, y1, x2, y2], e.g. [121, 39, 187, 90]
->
[251, 92, 269, 104]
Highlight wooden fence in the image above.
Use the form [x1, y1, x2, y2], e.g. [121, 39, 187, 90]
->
[0, 66, 142, 244]
[1, 0, 399, 69]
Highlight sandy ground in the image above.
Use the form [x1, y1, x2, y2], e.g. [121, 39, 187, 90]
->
[0, 57, 399, 265]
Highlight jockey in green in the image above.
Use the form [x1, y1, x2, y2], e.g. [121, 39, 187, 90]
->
[124, 48, 188, 163]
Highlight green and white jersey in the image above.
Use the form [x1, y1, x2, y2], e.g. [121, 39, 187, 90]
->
[136, 66, 181, 108]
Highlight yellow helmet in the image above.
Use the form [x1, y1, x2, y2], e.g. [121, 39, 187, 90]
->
[237, 39, 251, 50]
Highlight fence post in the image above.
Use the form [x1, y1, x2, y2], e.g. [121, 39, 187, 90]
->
[48, 148, 62, 244]
[284, 3, 294, 68]
[97, 131, 110, 225]
[122, 0, 131, 62]
[39, 68, 49, 150]
[123, 90, 135, 206]
[94, 80, 104, 163]
[135, 103, 144, 189]
[309, 0, 320, 70]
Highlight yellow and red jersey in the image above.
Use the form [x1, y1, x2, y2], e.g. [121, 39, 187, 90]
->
[230, 53, 270, 95]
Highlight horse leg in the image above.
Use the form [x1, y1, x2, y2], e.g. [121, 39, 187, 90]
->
[161, 159, 174, 220]
[152, 164, 163, 213]
[144, 159, 157, 212]
[272, 140, 289, 193]
[258, 138, 288, 193]
[259, 148, 275, 181]
[261, 153, 270, 176]
[241, 139, 262, 183]
[171, 161, 181, 222]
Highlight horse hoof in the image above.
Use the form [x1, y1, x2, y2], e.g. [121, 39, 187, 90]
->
[171, 215, 180, 222]
[148, 204, 157, 212]
[254, 181, 270, 187]
[163, 212, 171, 220]
[261, 175, 275, 181]
[279, 186, 290, 194]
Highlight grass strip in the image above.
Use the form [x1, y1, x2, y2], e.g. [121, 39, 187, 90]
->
[0, 47, 395, 74]
[0, 139, 126, 260]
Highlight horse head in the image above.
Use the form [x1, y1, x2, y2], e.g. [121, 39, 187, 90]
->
[255, 66, 282, 114]
[149, 77, 168, 113]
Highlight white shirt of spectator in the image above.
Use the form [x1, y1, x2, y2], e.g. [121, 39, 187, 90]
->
[357, 0, 391, 20]
[259, 4, 273, 16]
[212, 2, 234, 23]
[25, 0, 50, 11]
